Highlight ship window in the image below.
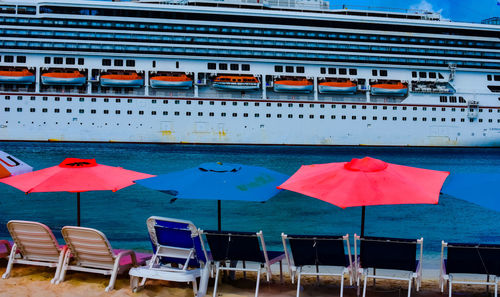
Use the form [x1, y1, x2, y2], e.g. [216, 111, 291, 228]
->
[79, 98, 84, 102]
[289, 103, 293, 107]
[254, 113, 259, 117]
[79, 109, 84, 114]
[339, 68, 347, 75]
[382, 116, 387, 120]
[441, 118, 446, 122]
[438, 73, 445, 79]
[429, 72, 437, 79]
[44, 57, 51, 64]
[449, 96, 457, 103]
[341, 115, 346, 119]
[152, 100, 157, 104]
[432, 107, 436, 111]
[255, 102, 260, 106]
[362, 116, 366, 120]
[66, 109, 72, 113]
[372, 70, 377, 76]
[411, 71, 417, 78]
[114, 60, 123, 67]
[176, 61, 179, 69]
[392, 117, 397, 121]
[297, 66, 305, 73]
[115, 99, 121, 103]
[328, 68, 336, 75]
[91, 109, 96, 114]
[419, 72, 427, 78]
[205, 63, 216, 71]
[54, 57, 63, 64]
[440, 96, 447, 102]
[152, 111, 157, 115]
[17, 96, 22, 100]
[309, 115, 315, 119]
[17, 56, 26, 63]
[126, 60, 135, 67]
[495, 75, 500, 81]
[4, 56, 14, 63]
[30, 108, 35, 112]
[274, 65, 283, 72]
[30, 96, 35, 100]
[459, 97, 466, 103]
[320, 67, 326, 74]
[55, 97, 60, 101]
[102, 59, 111, 66]
[382, 106, 387, 110]
[103, 110, 109, 114]
[349, 69, 357, 75]
[221, 102, 226, 106]
[219, 63, 227, 70]
[54, 109, 59, 113]
[341, 105, 346, 109]
[64, 57, 75, 65]
[285, 66, 293, 73]
[221, 112, 226, 117]
[242, 64, 250, 71]
[380, 70, 387, 77]
[230, 64, 238, 71]
[331, 115, 336, 119]
[487, 75, 492, 81]
[78, 58, 84, 65]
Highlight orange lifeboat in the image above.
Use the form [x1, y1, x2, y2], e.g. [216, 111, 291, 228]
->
[274, 78, 313, 92]
[319, 80, 357, 94]
[213, 75, 260, 90]
[41, 70, 86, 86]
[150, 73, 193, 89]
[100, 73, 144, 88]
[371, 82, 407, 96]
[0, 69, 35, 84]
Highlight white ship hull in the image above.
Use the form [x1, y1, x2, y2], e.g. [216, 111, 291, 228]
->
[0, 75, 35, 84]
[150, 79, 192, 89]
[42, 76, 86, 86]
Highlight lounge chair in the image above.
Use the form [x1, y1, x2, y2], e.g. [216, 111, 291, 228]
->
[129, 216, 211, 297]
[56, 226, 150, 291]
[0, 240, 11, 260]
[1, 220, 67, 282]
[354, 235, 423, 297]
[200, 229, 285, 297]
[440, 241, 500, 297]
[281, 233, 354, 297]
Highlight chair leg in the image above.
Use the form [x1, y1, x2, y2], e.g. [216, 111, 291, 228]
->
[105, 258, 121, 292]
[1, 243, 17, 279]
[494, 277, 498, 297]
[51, 246, 67, 284]
[362, 274, 368, 297]
[407, 277, 412, 297]
[255, 268, 261, 297]
[212, 262, 221, 297]
[130, 276, 139, 292]
[296, 268, 302, 297]
[56, 249, 72, 284]
[196, 263, 210, 297]
[448, 276, 453, 297]
[340, 272, 345, 297]
[192, 277, 198, 297]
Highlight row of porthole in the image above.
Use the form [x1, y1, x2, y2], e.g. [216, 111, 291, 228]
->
[3, 107, 498, 123]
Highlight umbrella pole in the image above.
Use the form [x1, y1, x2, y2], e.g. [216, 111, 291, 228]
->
[218, 200, 221, 231]
[361, 206, 365, 238]
[77, 192, 81, 227]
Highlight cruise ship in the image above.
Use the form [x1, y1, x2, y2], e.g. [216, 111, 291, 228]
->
[0, 0, 499, 146]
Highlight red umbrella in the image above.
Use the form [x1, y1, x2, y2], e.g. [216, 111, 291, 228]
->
[278, 157, 449, 236]
[0, 158, 154, 226]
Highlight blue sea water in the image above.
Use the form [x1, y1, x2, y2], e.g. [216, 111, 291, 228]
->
[1, 142, 500, 267]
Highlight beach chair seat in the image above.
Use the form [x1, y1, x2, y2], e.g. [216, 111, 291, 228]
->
[1, 220, 67, 282]
[440, 241, 500, 297]
[57, 226, 150, 291]
[129, 216, 211, 297]
[281, 233, 354, 297]
[201, 229, 285, 297]
[355, 235, 423, 297]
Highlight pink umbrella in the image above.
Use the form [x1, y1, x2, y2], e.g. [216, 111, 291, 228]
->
[278, 157, 449, 236]
[1, 158, 154, 226]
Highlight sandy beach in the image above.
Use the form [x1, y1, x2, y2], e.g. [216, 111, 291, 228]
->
[0, 259, 491, 297]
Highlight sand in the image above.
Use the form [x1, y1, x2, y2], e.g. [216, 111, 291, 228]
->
[0, 260, 493, 297]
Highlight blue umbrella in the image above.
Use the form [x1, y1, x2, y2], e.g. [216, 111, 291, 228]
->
[441, 173, 500, 212]
[135, 162, 289, 230]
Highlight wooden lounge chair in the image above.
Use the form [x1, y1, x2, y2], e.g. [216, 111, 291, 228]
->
[355, 235, 423, 297]
[282, 233, 354, 297]
[129, 216, 211, 297]
[56, 226, 149, 291]
[200, 230, 285, 297]
[2, 220, 67, 282]
[440, 241, 500, 297]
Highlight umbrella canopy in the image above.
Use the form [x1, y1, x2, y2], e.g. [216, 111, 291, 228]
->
[0, 158, 154, 225]
[441, 173, 500, 212]
[135, 162, 289, 230]
[0, 150, 32, 179]
[278, 156, 449, 236]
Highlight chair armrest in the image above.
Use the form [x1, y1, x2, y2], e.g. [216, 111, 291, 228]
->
[116, 250, 138, 267]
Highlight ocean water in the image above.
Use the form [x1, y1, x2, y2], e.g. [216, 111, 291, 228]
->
[1, 142, 500, 267]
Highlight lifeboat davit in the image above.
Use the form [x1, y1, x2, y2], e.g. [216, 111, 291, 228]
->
[371, 82, 408, 96]
[100, 73, 144, 87]
[150, 74, 193, 89]
[212, 75, 260, 91]
[41, 71, 86, 86]
[319, 80, 357, 94]
[0, 69, 35, 84]
[273, 79, 313, 93]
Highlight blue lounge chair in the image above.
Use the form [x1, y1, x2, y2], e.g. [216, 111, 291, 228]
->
[355, 235, 423, 297]
[281, 233, 354, 297]
[129, 216, 210, 297]
[440, 241, 500, 297]
[200, 230, 285, 297]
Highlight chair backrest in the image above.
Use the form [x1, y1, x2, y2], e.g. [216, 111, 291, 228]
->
[445, 242, 500, 276]
[358, 236, 420, 272]
[146, 216, 206, 267]
[284, 234, 350, 267]
[202, 230, 265, 263]
[61, 226, 115, 269]
[7, 220, 61, 262]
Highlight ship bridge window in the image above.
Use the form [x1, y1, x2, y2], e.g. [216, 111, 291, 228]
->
[102, 59, 111, 66]
[285, 66, 293, 73]
[4, 55, 13, 63]
[114, 60, 123, 67]
[339, 68, 347, 75]
[16, 56, 26, 63]
[380, 70, 387, 77]
[328, 68, 336, 75]
[230, 64, 238, 71]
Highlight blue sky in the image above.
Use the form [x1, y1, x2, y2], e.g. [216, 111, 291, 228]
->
[329, 0, 500, 22]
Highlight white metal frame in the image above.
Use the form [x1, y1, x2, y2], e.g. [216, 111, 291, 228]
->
[281, 233, 353, 297]
[439, 241, 499, 297]
[354, 234, 423, 297]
